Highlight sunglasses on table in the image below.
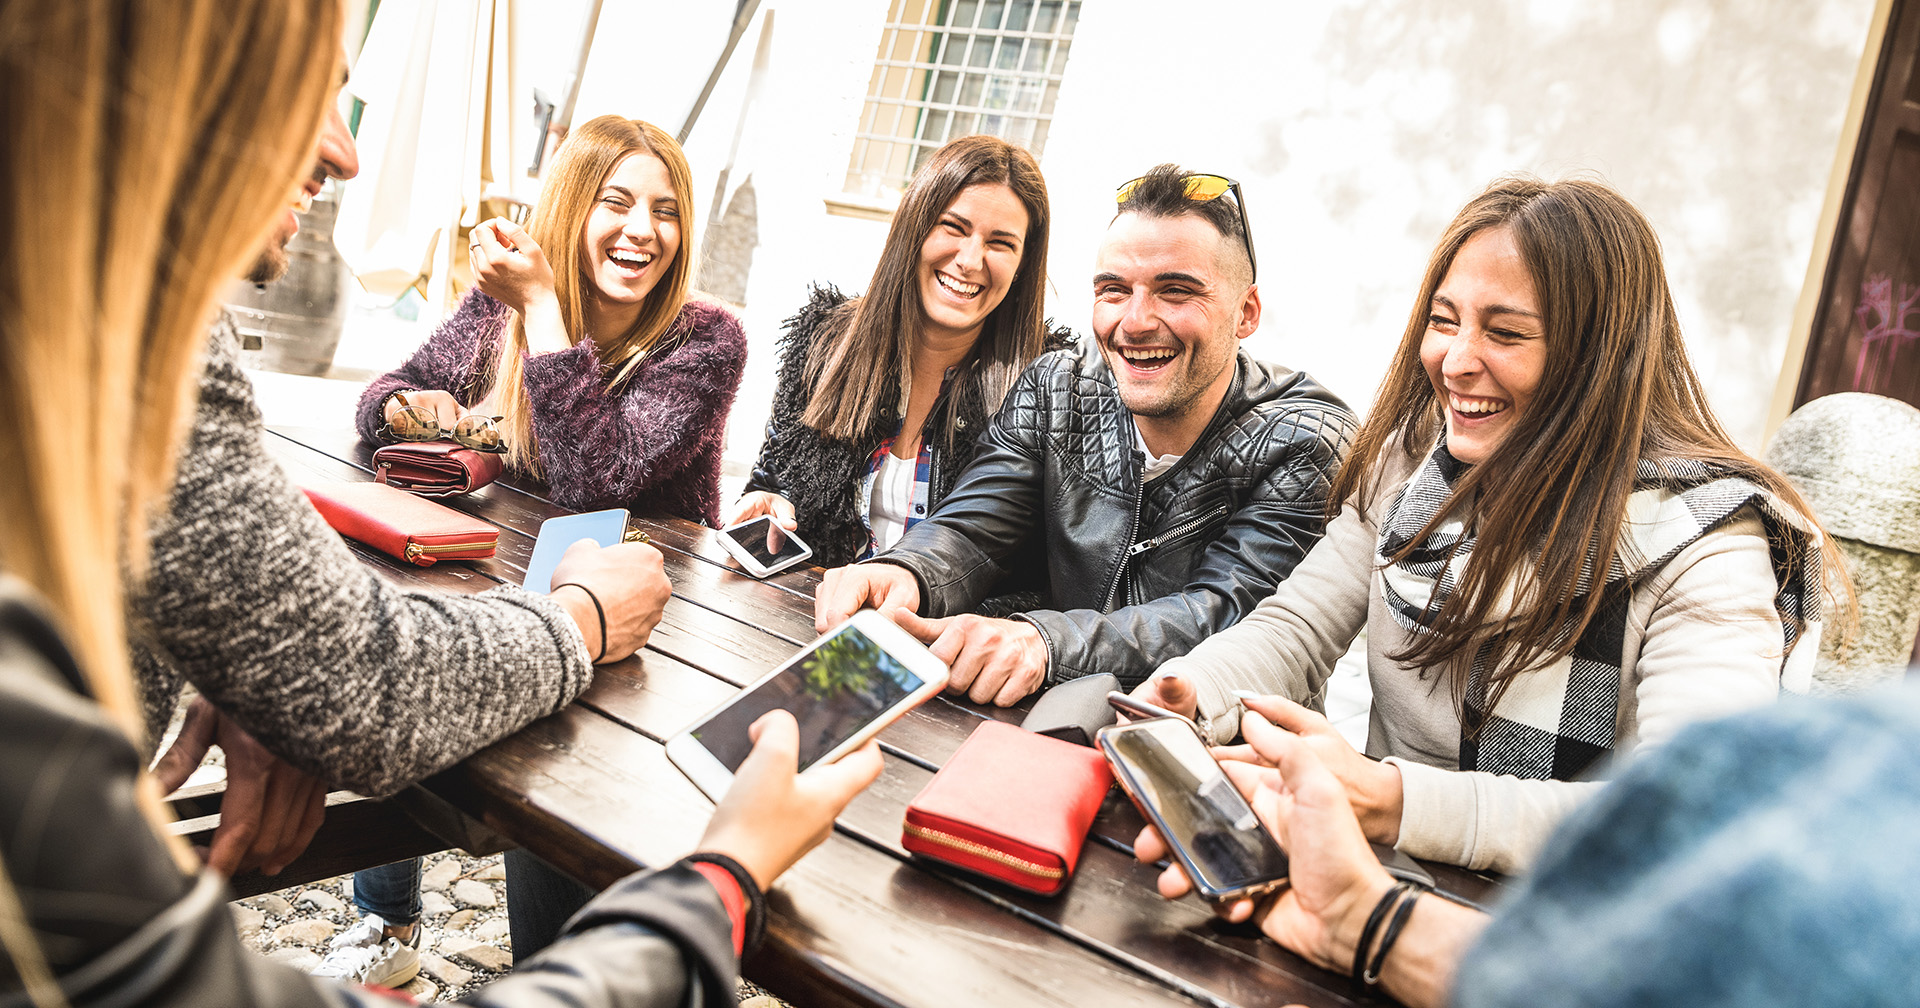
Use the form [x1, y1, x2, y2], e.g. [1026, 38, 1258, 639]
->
[1114, 172, 1258, 283]
[378, 392, 508, 453]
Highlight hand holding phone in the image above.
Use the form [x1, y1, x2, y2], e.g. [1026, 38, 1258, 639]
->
[667, 610, 948, 801]
[694, 708, 886, 890]
[1099, 717, 1289, 902]
[716, 515, 814, 578]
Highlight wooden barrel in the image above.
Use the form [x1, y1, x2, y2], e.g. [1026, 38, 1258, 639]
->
[226, 188, 354, 377]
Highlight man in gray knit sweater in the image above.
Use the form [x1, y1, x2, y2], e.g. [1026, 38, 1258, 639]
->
[139, 76, 670, 880]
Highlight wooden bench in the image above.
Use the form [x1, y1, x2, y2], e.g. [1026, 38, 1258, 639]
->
[165, 780, 481, 900]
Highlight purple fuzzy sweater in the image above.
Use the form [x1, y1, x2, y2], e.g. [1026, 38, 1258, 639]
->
[357, 291, 747, 524]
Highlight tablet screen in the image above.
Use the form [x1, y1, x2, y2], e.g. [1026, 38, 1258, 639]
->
[691, 622, 927, 772]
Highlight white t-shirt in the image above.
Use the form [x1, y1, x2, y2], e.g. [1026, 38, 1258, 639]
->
[1135, 425, 1183, 482]
[868, 450, 918, 551]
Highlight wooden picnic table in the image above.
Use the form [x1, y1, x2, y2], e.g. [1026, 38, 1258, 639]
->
[266, 425, 1499, 1008]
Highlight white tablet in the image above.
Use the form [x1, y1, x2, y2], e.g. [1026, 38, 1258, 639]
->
[714, 516, 814, 578]
[665, 610, 948, 801]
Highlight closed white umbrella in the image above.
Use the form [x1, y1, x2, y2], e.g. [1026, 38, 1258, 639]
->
[334, 0, 544, 309]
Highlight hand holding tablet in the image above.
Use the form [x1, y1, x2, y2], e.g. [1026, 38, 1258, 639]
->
[667, 611, 948, 801]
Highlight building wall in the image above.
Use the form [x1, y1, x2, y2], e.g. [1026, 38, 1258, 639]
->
[557, 0, 1884, 474]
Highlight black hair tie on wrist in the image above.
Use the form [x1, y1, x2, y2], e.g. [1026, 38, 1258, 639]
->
[551, 582, 607, 662]
[1352, 880, 1417, 990]
[1364, 884, 1427, 986]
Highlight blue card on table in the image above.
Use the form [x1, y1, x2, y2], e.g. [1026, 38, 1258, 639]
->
[522, 508, 629, 592]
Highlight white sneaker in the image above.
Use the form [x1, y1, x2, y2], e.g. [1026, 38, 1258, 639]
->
[311, 913, 424, 989]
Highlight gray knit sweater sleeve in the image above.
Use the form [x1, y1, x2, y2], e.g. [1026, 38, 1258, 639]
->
[130, 316, 594, 796]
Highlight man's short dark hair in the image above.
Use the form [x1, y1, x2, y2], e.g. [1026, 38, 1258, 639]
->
[1115, 163, 1252, 284]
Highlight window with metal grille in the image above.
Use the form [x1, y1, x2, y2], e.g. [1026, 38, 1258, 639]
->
[844, 0, 1081, 201]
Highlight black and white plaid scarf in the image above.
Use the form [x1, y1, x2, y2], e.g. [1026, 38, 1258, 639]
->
[1378, 441, 1823, 782]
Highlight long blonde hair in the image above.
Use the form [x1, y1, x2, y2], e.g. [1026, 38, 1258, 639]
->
[489, 116, 697, 472]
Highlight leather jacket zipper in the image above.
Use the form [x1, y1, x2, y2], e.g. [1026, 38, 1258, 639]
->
[1138, 504, 1231, 555]
[1102, 479, 1147, 612]
[1112, 503, 1231, 608]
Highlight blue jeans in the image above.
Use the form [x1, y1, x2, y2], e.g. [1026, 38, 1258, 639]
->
[352, 858, 422, 925]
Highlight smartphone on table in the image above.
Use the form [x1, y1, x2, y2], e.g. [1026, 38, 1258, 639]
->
[522, 508, 629, 592]
[1097, 716, 1290, 902]
[666, 610, 948, 801]
[715, 515, 814, 578]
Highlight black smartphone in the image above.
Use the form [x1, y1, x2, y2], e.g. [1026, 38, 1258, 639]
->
[1097, 717, 1289, 902]
[1106, 690, 1194, 727]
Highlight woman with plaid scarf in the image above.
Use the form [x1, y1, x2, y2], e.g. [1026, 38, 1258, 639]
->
[1136, 177, 1847, 876]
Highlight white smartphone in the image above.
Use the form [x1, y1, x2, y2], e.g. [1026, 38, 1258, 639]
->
[665, 610, 948, 801]
[523, 508, 629, 592]
[714, 515, 814, 578]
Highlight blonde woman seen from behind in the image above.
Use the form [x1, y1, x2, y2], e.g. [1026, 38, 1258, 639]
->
[0, 3, 879, 1005]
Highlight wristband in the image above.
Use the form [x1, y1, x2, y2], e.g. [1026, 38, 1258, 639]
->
[551, 582, 607, 662]
[1363, 886, 1425, 985]
[1351, 880, 1416, 989]
[685, 852, 767, 953]
[381, 389, 417, 424]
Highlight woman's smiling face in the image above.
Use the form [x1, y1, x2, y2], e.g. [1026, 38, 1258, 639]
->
[915, 182, 1029, 345]
[578, 153, 680, 318]
[1420, 226, 1546, 465]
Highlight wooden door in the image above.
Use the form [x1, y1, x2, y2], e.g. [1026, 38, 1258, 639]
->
[1800, 0, 1920, 409]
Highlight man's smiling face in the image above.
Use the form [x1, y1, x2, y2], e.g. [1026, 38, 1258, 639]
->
[1090, 212, 1255, 430]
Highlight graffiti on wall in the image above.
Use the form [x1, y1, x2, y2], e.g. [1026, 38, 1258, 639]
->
[1854, 273, 1920, 391]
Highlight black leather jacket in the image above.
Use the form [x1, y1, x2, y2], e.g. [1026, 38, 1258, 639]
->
[873, 344, 1355, 686]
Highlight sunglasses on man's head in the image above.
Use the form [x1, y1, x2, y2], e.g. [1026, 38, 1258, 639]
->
[1114, 172, 1258, 283]
[378, 392, 508, 453]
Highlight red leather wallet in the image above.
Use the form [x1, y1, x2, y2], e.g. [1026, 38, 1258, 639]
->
[902, 720, 1113, 896]
[302, 480, 499, 566]
[372, 441, 504, 497]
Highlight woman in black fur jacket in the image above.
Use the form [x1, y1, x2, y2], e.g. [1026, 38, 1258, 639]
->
[729, 136, 1068, 568]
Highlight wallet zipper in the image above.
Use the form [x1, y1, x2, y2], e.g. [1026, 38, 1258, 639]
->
[902, 821, 1064, 882]
[404, 540, 494, 562]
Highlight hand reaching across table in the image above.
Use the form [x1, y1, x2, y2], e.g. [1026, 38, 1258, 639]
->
[815, 562, 920, 632]
[1134, 707, 1486, 1008]
[697, 709, 885, 890]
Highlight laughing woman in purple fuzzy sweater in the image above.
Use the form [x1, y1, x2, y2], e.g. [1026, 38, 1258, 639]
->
[356, 115, 745, 525]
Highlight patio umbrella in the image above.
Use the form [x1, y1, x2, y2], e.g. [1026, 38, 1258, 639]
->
[333, 0, 555, 309]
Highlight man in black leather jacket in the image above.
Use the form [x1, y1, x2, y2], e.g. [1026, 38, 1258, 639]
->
[818, 164, 1356, 704]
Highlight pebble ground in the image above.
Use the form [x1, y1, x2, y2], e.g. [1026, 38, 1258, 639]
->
[233, 850, 788, 1004]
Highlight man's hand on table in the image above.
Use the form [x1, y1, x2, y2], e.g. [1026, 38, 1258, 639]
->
[151, 697, 328, 876]
[697, 709, 884, 891]
[549, 539, 671, 662]
[815, 563, 920, 632]
[890, 610, 1047, 706]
